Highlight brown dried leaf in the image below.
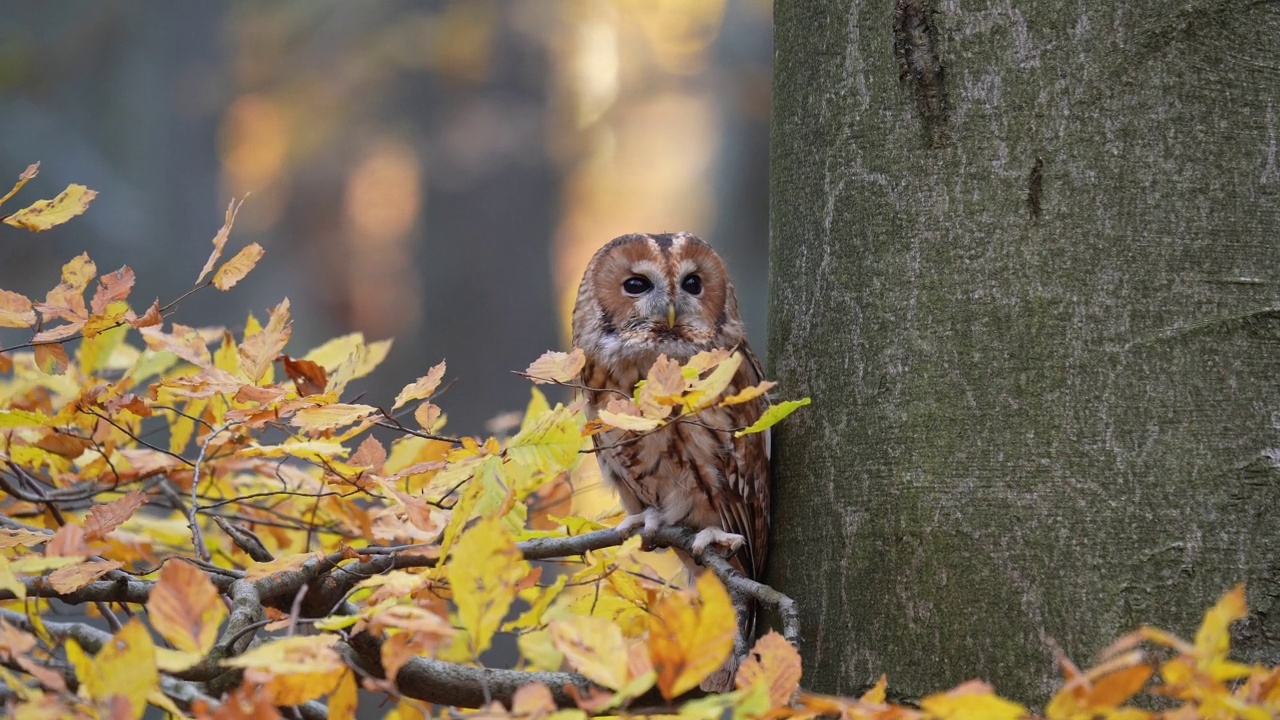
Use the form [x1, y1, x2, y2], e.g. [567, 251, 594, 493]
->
[196, 198, 244, 285]
[83, 490, 147, 542]
[47, 559, 122, 593]
[90, 266, 136, 315]
[141, 322, 213, 367]
[125, 299, 163, 329]
[280, 354, 328, 397]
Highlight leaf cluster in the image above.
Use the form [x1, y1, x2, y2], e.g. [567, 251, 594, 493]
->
[0, 167, 1275, 720]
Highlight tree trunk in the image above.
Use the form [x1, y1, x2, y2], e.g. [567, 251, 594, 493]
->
[768, 0, 1280, 703]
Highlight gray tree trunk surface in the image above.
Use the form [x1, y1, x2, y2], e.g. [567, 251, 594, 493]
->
[768, 0, 1280, 703]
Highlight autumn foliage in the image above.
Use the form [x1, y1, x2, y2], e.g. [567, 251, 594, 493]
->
[1, 168, 1278, 719]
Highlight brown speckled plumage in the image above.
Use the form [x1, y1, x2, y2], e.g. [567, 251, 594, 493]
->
[570, 232, 770, 611]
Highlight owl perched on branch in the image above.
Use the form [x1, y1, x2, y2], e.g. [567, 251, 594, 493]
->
[571, 232, 770, 659]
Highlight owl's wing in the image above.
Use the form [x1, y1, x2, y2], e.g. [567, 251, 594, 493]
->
[716, 340, 771, 581]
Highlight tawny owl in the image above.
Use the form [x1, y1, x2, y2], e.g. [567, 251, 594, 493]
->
[571, 232, 770, 613]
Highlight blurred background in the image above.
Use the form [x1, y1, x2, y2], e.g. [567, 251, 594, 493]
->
[0, 0, 772, 434]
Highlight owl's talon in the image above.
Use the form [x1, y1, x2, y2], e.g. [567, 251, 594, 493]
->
[691, 527, 746, 557]
[616, 508, 663, 550]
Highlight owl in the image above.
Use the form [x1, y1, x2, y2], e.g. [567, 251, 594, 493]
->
[571, 232, 770, 648]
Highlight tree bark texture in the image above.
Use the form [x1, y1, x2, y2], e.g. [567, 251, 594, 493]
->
[769, 0, 1280, 703]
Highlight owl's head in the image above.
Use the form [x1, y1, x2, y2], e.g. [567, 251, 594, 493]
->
[572, 232, 745, 363]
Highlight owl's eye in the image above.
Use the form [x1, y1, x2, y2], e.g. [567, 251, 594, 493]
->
[622, 276, 653, 295]
[680, 274, 703, 295]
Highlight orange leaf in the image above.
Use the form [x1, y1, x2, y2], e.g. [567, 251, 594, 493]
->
[0, 288, 36, 328]
[239, 299, 291, 382]
[525, 349, 585, 384]
[735, 631, 802, 707]
[197, 198, 244, 285]
[34, 430, 93, 458]
[3, 183, 96, 231]
[83, 490, 147, 541]
[90, 266, 136, 314]
[213, 242, 265, 291]
[47, 559, 123, 593]
[280, 354, 328, 397]
[147, 559, 228, 660]
[45, 523, 90, 557]
[647, 571, 737, 699]
[393, 361, 448, 409]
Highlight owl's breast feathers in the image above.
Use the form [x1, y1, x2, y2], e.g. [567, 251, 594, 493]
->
[581, 347, 771, 582]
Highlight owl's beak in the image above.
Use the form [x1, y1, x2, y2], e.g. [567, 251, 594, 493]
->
[667, 303, 677, 328]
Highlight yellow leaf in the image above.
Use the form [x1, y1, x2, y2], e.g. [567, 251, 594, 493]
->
[508, 404, 584, 475]
[291, 403, 379, 432]
[719, 381, 776, 406]
[76, 618, 157, 719]
[447, 515, 531, 657]
[0, 409, 54, 428]
[734, 398, 811, 437]
[919, 680, 1027, 720]
[860, 675, 888, 704]
[329, 670, 359, 720]
[393, 361, 448, 410]
[242, 552, 325, 582]
[196, 197, 243, 285]
[525, 348, 586, 384]
[0, 162, 38, 206]
[146, 559, 228, 660]
[735, 631, 801, 708]
[221, 634, 345, 705]
[0, 288, 36, 328]
[3, 183, 96, 231]
[212, 242, 265, 290]
[1194, 583, 1246, 666]
[241, 440, 349, 461]
[0, 556, 25, 600]
[683, 351, 742, 412]
[549, 615, 630, 690]
[505, 574, 568, 632]
[648, 571, 737, 699]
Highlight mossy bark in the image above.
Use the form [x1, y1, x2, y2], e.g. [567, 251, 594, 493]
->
[768, 0, 1280, 703]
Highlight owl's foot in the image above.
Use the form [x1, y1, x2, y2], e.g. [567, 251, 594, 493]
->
[615, 508, 663, 550]
[691, 527, 746, 557]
